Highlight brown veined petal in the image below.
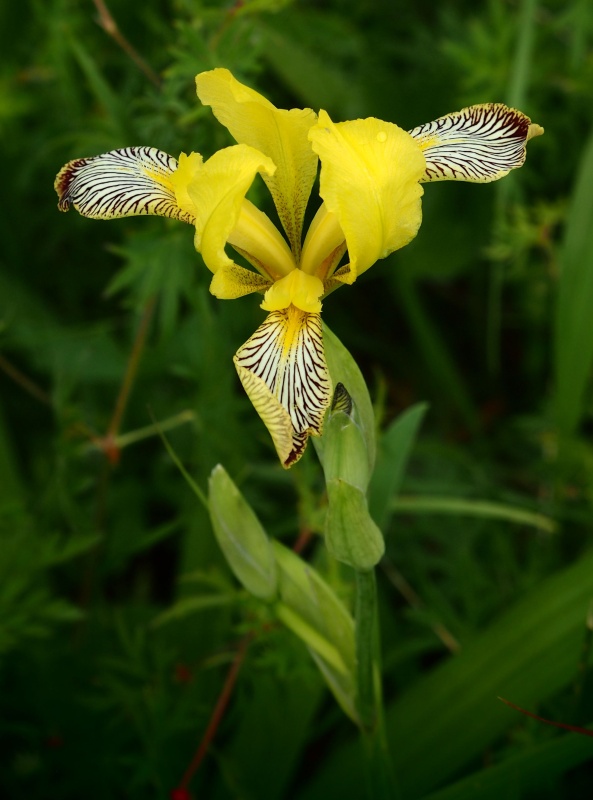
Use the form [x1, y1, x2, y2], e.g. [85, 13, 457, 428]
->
[54, 147, 195, 223]
[408, 104, 543, 183]
[234, 307, 332, 468]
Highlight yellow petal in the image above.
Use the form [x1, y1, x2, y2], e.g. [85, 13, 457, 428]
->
[408, 103, 544, 183]
[228, 199, 296, 280]
[55, 147, 194, 223]
[169, 151, 204, 217]
[309, 111, 425, 283]
[186, 144, 276, 274]
[261, 270, 324, 313]
[234, 308, 332, 468]
[300, 203, 346, 279]
[209, 264, 271, 299]
[196, 68, 318, 258]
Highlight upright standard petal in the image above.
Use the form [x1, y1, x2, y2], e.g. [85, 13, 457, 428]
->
[55, 147, 194, 223]
[408, 103, 544, 183]
[186, 144, 276, 279]
[309, 112, 426, 282]
[196, 68, 318, 258]
[234, 308, 332, 467]
[300, 203, 346, 281]
[228, 199, 296, 281]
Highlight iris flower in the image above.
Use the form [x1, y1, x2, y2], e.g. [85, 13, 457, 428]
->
[55, 68, 542, 467]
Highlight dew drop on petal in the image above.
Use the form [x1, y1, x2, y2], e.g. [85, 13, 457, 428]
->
[376, 131, 387, 143]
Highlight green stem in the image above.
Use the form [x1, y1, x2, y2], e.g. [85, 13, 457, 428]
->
[355, 569, 398, 799]
[355, 569, 377, 729]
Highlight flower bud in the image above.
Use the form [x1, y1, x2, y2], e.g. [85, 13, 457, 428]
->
[272, 540, 358, 721]
[208, 465, 277, 600]
[321, 383, 370, 491]
[317, 325, 376, 472]
[325, 478, 385, 570]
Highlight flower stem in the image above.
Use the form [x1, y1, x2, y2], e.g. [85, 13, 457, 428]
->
[355, 568, 399, 799]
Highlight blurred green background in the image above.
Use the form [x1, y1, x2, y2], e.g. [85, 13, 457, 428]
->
[2, 0, 593, 797]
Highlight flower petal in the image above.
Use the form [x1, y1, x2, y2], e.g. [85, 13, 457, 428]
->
[309, 111, 425, 283]
[408, 103, 544, 183]
[228, 199, 296, 280]
[196, 68, 318, 257]
[55, 147, 194, 223]
[261, 270, 324, 313]
[187, 144, 276, 275]
[209, 264, 271, 299]
[234, 308, 332, 468]
[300, 203, 346, 280]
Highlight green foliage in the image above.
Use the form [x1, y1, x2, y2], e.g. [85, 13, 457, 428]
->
[3, 0, 593, 798]
[0, 509, 95, 655]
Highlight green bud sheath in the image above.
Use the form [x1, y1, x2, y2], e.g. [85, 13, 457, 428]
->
[325, 479, 385, 570]
[272, 540, 358, 722]
[208, 464, 277, 600]
[318, 325, 376, 472]
[322, 408, 370, 491]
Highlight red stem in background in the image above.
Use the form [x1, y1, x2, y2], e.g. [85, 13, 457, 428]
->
[91, 0, 161, 87]
[173, 527, 313, 795]
[0, 353, 51, 405]
[175, 633, 254, 795]
[499, 696, 593, 737]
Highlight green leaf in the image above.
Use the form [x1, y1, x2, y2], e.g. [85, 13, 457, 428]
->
[368, 402, 429, 529]
[391, 496, 556, 534]
[151, 594, 235, 628]
[554, 123, 593, 434]
[68, 37, 129, 141]
[259, 17, 364, 116]
[301, 549, 593, 798]
[424, 724, 593, 800]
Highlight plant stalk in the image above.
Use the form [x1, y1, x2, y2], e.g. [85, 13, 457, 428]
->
[355, 568, 398, 799]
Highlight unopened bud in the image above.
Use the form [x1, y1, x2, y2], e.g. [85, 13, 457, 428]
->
[208, 465, 277, 600]
[325, 478, 385, 570]
[321, 383, 370, 491]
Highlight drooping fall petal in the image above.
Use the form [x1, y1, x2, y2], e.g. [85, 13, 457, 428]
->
[309, 111, 426, 283]
[408, 103, 544, 183]
[234, 308, 332, 467]
[196, 68, 318, 259]
[55, 147, 194, 223]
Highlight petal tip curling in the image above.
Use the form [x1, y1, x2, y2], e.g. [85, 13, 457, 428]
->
[55, 158, 87, 211]
[527, 122, 544, 141]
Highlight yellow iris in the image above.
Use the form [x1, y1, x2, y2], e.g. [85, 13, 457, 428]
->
[54, 68, 542, 467]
